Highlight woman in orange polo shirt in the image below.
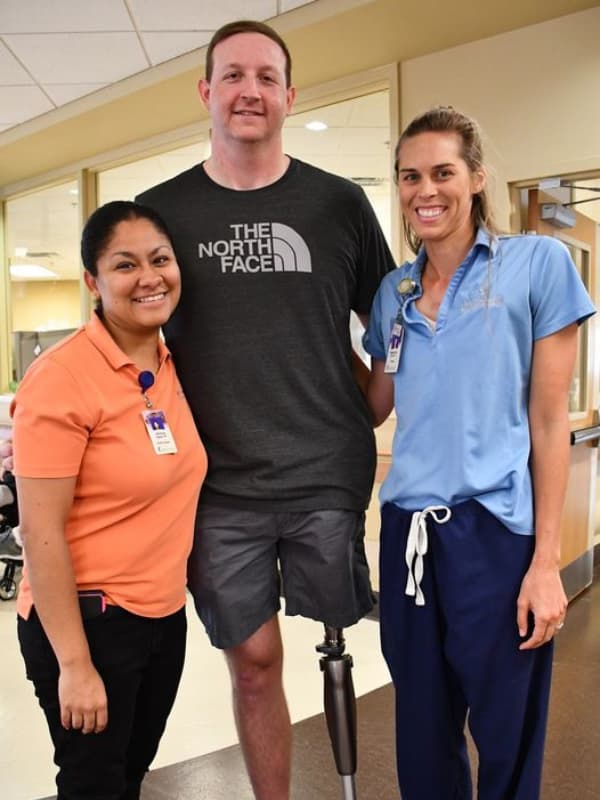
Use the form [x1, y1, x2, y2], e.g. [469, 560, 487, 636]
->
[12, 201, 207, 800]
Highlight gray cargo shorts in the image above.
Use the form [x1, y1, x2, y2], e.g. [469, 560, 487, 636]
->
[187, 503, 375, 650]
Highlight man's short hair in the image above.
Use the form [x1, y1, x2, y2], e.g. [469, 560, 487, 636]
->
[205, 20, 292, 87]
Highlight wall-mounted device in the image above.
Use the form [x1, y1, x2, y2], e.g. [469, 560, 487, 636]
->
[539, 202, 576, 229]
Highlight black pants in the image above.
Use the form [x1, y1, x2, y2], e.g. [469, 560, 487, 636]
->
[18, 605, 187, 800]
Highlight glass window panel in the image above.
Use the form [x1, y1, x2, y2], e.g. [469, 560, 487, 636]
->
[284, 90, 391, 244]
[99, 91, 392, 244]
[563, 243, 589, 414]
[98, 141, 209, 204]
[284, 90, 392, 362]
[6, 180, 81, 383]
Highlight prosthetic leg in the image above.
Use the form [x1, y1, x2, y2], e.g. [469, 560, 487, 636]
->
[316, 626, 358, 800]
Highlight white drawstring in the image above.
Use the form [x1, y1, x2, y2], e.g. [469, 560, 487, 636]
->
[405, 505, 452, 606]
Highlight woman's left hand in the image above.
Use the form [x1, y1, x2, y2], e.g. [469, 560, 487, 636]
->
[516, 562, 567, 649]
[59, 660, 108, 734]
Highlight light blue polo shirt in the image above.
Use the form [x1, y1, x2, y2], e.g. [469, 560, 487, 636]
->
[363, 229, 595, 535]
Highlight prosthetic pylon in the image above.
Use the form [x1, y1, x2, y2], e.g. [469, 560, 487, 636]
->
[316, 625, 358, 800]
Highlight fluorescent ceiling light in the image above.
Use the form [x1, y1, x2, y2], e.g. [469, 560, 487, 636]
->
[10, 264, 59, 280]
[305, 120, 328, 131]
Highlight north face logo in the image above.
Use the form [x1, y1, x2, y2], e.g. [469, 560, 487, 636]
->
[197, 222, 312, 274]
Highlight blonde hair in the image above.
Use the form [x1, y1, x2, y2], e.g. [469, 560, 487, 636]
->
[394, 106, 499, 253]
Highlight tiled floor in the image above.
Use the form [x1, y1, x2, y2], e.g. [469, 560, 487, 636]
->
[3, 561, 599, 800]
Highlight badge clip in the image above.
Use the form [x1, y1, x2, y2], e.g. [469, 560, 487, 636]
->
[397, 278, 416, 296]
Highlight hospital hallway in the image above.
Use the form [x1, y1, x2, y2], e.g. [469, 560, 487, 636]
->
[1, 563, 598, 799]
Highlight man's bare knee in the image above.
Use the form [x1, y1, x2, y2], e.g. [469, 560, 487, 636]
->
[225, 616, 283, 695]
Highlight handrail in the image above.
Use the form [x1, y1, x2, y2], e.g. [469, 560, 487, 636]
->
[570, 425, 600, 446]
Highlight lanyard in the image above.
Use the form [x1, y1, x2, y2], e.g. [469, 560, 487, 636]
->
[384, 277, 418, 374]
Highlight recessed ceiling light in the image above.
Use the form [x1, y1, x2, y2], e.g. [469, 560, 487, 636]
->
[69, 188, 79, 195]
[10, 264, 59, 280]
[305, 120, 328, 131]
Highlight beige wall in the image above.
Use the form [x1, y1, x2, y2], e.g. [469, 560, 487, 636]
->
[401, 6, 600, 230]
[10, 280, 80, 332]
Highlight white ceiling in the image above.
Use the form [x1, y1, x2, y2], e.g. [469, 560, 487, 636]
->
[0, 0, 317, 133]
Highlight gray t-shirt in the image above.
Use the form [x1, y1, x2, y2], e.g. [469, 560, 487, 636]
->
[137, 158, 395, 511]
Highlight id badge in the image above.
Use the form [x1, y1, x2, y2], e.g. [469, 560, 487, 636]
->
[384, 322, 404, 374]
[142, 409, 178, 454]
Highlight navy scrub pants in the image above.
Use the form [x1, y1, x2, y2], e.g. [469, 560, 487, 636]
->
[18, 604, 186, 800]
[379, 499, 553, 800]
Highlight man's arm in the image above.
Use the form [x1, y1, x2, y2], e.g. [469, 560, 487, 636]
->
[352, 313, 394, 426]
[351, 313, 371, 396]
[517, 324, 576, 650]
[365, 359, 394, 427]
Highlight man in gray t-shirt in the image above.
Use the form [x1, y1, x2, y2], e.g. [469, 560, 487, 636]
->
[138, 19, 395, 800]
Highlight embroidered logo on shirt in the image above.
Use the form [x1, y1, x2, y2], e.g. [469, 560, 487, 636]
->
[198, 223, 312, 274]
[460, 279, 503, 313]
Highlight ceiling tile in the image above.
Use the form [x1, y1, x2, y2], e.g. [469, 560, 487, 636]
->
[0, 85, 54, 125]
[4, 32, 149, 84]
[0, 0, 133, 33]
[0, 40, 34, 84]
[129, 0, 277, 31]
[141, 31, 211, 65]
[43, 83, 109, 105]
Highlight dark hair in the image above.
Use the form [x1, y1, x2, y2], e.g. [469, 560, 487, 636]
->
[394, 106, 499, 253]
[81, 201, 174, 277]
[205, 20, 292, 87]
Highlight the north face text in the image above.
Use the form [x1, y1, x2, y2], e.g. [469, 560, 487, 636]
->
[198, 222, 312, 274]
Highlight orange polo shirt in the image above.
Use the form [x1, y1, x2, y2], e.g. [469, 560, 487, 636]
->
[12, 313, 207, 619]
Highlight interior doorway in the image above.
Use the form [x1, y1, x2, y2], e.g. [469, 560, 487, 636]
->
[512, 179, 600, 595]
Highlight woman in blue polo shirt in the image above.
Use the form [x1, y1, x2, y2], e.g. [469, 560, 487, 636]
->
[363, 106, 595, 800]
